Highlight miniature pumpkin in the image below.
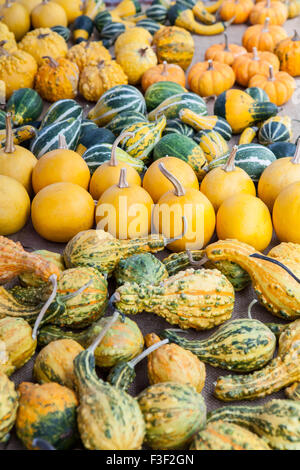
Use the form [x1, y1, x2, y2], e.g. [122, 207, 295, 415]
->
[35, 56, 79, 102]
[275, 30, 300, 76]
[116, 43, 157, 85]
[141, 61, 186, 92]
[52, 0, 83, 23]
[18, 28, 68, 65]
[216, 193, 273, 250]
[0, 0, 30, 41]
[249, 64, 296, 105]
[114, 27, 152, 55]
[16, 381, 78, 450]
[67, 41, 111, 72]
[273, 181, 300, 243]
[249, 0, 288, 24]
[242, 17, 288, 52]
[0, 22, 17, 52]
[152, 26, 194, 71]
[31, 0, 67, 28]
[205, 32, 247, 65]
[219, 0, 254, 23]
[0, 175, 30, 235]
[188, 59, 235, 97]
[0, 48, 37, 99]
[232, 46, 280, 86]
[0, 372, 18, 443]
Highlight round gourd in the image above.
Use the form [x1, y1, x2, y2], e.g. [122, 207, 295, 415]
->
[268, 141, 296, 158]
[31, 182, 95, 243]
[35, 56, 79, 102]
[0, 49, 37, 99]
[148, 92, 207, 121]
[6, 88, 43, 126]
[232, 47, 280, 87]
[31, 0, 68, 28]
[143, 156, 199, 203]
[188, 59, 236, 97]
[115, 253, 169, 286]
[0, 372, 18, 443]
[141, 62, 186, 92]
[249, 64, 296, 106]
[106, 111, 147, 137]
[153, 25, 194, 70]
[51, 25, 71, 41]
[17, 0, 41, 13]
[0, 317, 36, 373]
[18, 28, 68, 66]
[40, 99, 83, 128]
[0, 0, 30, 41]
[200, 146, 256, 211]
[145, 80, 186, 112]
[77, 127, 115, 156]
[116, 43, 157, 85]
[205, 32, 247, 66]
[275, 30, 300, 77]
[219, 0, 254, 24]
[249, 0, 288, 25]
[163, 119, 195, 138]
[67, 41, 111, 72]
[216, 193, 273, 251]
[245, 86, 270, 101]
[242, 17, 288, 52]
[0, 21, 17, 53]
[52, 0, 82, 23]
[114, 27, 152, 56]
[0, 175, 30, 235]
[273, 181, 300, 243]
[258, 115, 292, 145]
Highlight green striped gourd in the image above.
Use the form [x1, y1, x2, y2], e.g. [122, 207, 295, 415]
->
[74, 312, 145, 450]
[162, 250, 250, 291]
[94, 10, 114, 32]
[88, 85, 147, 126]
[163, 119, 195, 138]
[6, 88, 43, 126]
[145, 81, 186, 112]
[0, 110, 6, 129]
[30, 118, 82, 158]
[138, 382, 206, 450]
[114, 253, 168, 286]
[214, 319, 300, 401]
[136, 18, 162, 34]
[148, 92, 207, 121]
[72, 15, 94, 43]
[208, 400, 300, 450]
[258, 116, 293, 146]
[145, 4, 168, 22]
[152, 0, 173, 7]
[268, 141, 297, 158]
[285, 382, 300, 400]
[245, 87, 270, 102]
[40, 99, 83, 129]
[0, 372, 18, 443]
[153, 133, 207, 179]
[179, 108, 232, 140]
[105, 111, 147, 136]
[120, 115, 166, 163]
[195, 129, 229, 163]
[163, 319, 276, 371]
[100, 22, 126, 41]
[114, 268, 235, 330]
[51, 25, 71, 41]
[76, 127, 115, 155]
[190, 421, 271, 450]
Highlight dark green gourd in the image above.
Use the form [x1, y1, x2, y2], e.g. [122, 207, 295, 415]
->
[114, 253, 168, 286]
[163, 119, 195, 138]
[6, 88, 43, 126]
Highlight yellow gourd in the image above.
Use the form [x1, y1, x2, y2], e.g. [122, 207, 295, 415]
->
[258, 139, 300, 211]
[273, 181, 300, 243]
[18, 28, 68, 66]
[67, 41, 111, 72]
[114, 27, 152, 56]
[89, 132, 141, 201]
[17, 0, 42, 13]
[0, 113, 37, 193]
[96, 167, 153, 239]
[0, 0, 30, 41]
[153, 162, 215, 251]
[200, 146, 256, 211]
[0, 175, 30, 235]
[216, 193, 273, 250]
[31, 0, 68, 29]
[116, 43, 157, 85]
[52, 0, 83, 23]
[0, 48, 37, 99]
[0, 21, 17, 52]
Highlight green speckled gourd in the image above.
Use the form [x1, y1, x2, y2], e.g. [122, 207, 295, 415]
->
[115, 253, 168, 286]
[114, 268, 235, 330]
[214, 319, 300, 401]
[0, 372, 18, 443]
[38, 315, 144, 368]
[208, 399, 300, 450]
[285, 382, 300, 400]
[9, 285, 48, 306]
[19, 250, 65, 288]
[163, 250, 250, 291]
[190, 421, 271, 450]
[163, 318, 276, 371]
[138, 382, 206, 450]
[74, 313, 145, 450]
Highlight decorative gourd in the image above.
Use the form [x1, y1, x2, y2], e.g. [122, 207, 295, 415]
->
[114, 268, 234, 330]
[249, 64, 296, 105]
[143, 156, 199, 203]
[208, 400, 300, 450]
[232, 47, 280, 87]
[18, 28, 68, 66]
[145, 81, 187, 113]
[52, 0, 83, 23]
[215, 318, 300, 401]
[136, 18, 162, 34]
[153, 133, 207, 179]
[214, 89, 278, 134]
[242, 17, 288, 52]
[83, 0, 105, 19]
[258, 115, 292, 146]
[72, 14, 94, 43]
[0, 20, 17, 52]
[179, 0, 217, 24]
[17, 0, 42, 13]
[285, 0, 300, 17]
[141, 62, 186, 92]
[79, 60, 128, 102]
[95, 168, 153, 239]
[0, 175, 30, 236]
[152, 26, 194, 70]
[66, 41, 111, 72]
[273, 181, 300, 243]
[89, 132, 141, 200]
[16, 381, 78, 450]
[105, 111, 147, 136]
[100, 22, 126, 42]
[74, 312, 145, 450]
[114, 27, 152, 55]
[31, 0, 67, 28]
[245, 85, 270, 101]
[188, 59, 235, 97]
[6, 88, 43, 126]
[115, 253, 168, 286]
[0, 123, 37, 148]
[163, 119, 195, 138]
[0, 372, 18, 443]
[200, 146, 256, 211]
[34, 339, 84, 390]
[220, 0, 254, 23]
[88, 85, 146, 126]
[275, 30, 300, 76]
[116, 43, 157, 85]
[138, 382, 206, 449]
[40, 99, 82, 129]
[250, 0, 288, 24]
[35, 56, 79, 102]
[111, 0, 141, 17]
[196, 129, 229, 163]
[19, 250, 65, 288]
[0, 48, 37, 99]
[268, 140, 297, 157]
[205, 33, 247, 65]
[179, 108, 232, 140]
[145, 332, 206, 392]
[238, 126, 258, 144]
[0, 0, 30, 41]
[148, 92, 207, 122]
[285, 382, 300, 400]
[205, 239, 300, 319]
[76, 126, 115, 155]
[164, 318, 276, 371]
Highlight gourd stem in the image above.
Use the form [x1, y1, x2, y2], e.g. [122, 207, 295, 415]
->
[250, 253, 300, 283]
[223, 32, 229, 51]
[158, 162, 186, 196]
[252, 47, 259, 61]
[266, 0, 270, 8]
[118, 167, 129, 188]
[248, 299, 258, 319]
[43, 56, 58, 68]
[60, 278, 93, 301]
[224, 15, 236, 27]
[128, 339, 169, 368]
[165, 215, 188, 245]
[292, 137, 300, 164]
[293, 30, 300, 41]
[223, 145, 238, 172]
[207, 59, 214, 70]
[4, 113, 15, 153]
[32, 274, 58, 340]
[262, 17, 270, 32]
[88, 310, 119, 354]
[109, 131, 134, 167]
[268, 65, 275, 81]
[58, 134, 67, 149]
[97, 60, 105, 69]
[162, 61, 168, 75]
[187, 250, 209, 267]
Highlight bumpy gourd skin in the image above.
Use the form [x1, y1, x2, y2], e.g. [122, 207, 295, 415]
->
[208, 399, 300, 450]
[0, 372, 18, 443]
[115, 253, 168, 286]
[0, 317, 36, 373]
[114, 268, 234, 330]
[285, 382, 300, 400]
[19, 250, 65, 288]
[215, 319, 300, 401]
[18, 28, 68, 66]
[206, 239, 300, 319]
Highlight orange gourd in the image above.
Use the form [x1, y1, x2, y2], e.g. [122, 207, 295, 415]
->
[205, 33, 247, 66]
[249, 0, 288, 24]
[275, 30, 300, 76]
[273, 181, 300, 243]
[220, 0, 254, 24]
[232, 46, 280, 86]
[141, 61, 186, 92]
[188, 59, 235, 97]
[242, 17, 288, 52]
[249, 64, 296, 105]
[35, 56, 79, 102]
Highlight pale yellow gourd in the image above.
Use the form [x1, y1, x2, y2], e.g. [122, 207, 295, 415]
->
[31, 0, 68, 29]
[0, 0, 30, 41]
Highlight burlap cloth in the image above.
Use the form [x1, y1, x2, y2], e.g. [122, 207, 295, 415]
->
[1, 14, 300, 450]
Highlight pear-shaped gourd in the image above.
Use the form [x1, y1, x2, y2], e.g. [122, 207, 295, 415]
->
[0, 372, 18, 443]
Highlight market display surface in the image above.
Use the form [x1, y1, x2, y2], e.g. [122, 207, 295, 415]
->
[0, 0, 300, 451]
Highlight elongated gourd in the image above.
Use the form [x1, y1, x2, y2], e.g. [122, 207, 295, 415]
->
[239, 126, 258, 145]
[179, 108, 232, 140]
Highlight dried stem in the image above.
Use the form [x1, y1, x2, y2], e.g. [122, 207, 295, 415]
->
[118, 167, 129, 188]
[158, 162, 186, 197]
[223, 145, 238, 172]
[4, 113, 15, 153]
[109, 131, 134, 167]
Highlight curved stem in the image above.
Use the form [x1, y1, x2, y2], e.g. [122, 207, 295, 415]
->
[292, 138, 300, 164]
[158, 162, 186, 197]
[88, 310, 119, 354]
[223, 32, 229, 51]
[32, 274, 58, 340]
[58, 134, 67, 149]
[42, 56, 58, 68]
[262, 17, 270, 32]
[118, 167, 129, 188]
[128, 339, 169, 368]
[252, 47, 259, 61]
[248, 299, 258, 319]
[187, 250, 209, 267]
[109, 131, 134, 167]
[224, 15, 236, 27]
[223, 145, 238, 172]
[4, 113, 15, 153]
[268, 65, 275, 81]
[165, 215, 188, 245]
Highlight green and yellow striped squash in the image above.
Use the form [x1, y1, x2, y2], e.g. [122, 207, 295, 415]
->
[105, 111, 147, 136]
[148, 92, 207, 121]
[40, 99, 83, 129]
[0, 110, 6, 130]
[144, 4, 168, 22]
[238, 126, 258, 145]
[208, 400, 300, 450]
[0, 125, 37, 148]
[145, 81, 186, 112]
[195, 129, 229, 163]
[6, 88, 43, 126]
[51, 25, 71, 41]
[163, 118, 195, 138]
[94, 10, 115, 32]
[179, 108, 232, 140]
[258, 116, 293, 146]
[0, 372, 18, 443]
[136, 18, 162, 34]
[245, 86, 270, 102]
[72, 15, 94, 43]
[100, 22, 126, 41]
[115, 253, 168, 286]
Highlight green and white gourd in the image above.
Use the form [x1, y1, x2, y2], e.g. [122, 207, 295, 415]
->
[40, 99, 83, 129]
[148, 93, 207, 121]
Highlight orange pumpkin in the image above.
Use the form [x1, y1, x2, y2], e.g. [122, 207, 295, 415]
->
[35, 56, 79, 102]
[141, 61, 186, 92]
[232, 46, 280, 86]
[188, 59, 235, 97]
[275, 30, 300, 76]
[205, 33, 247, 65]
[220, 0, 254, 24]
[242, 17, 288, 52]
[249, 0, 288, 24]
[249, 64, 296, 105]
